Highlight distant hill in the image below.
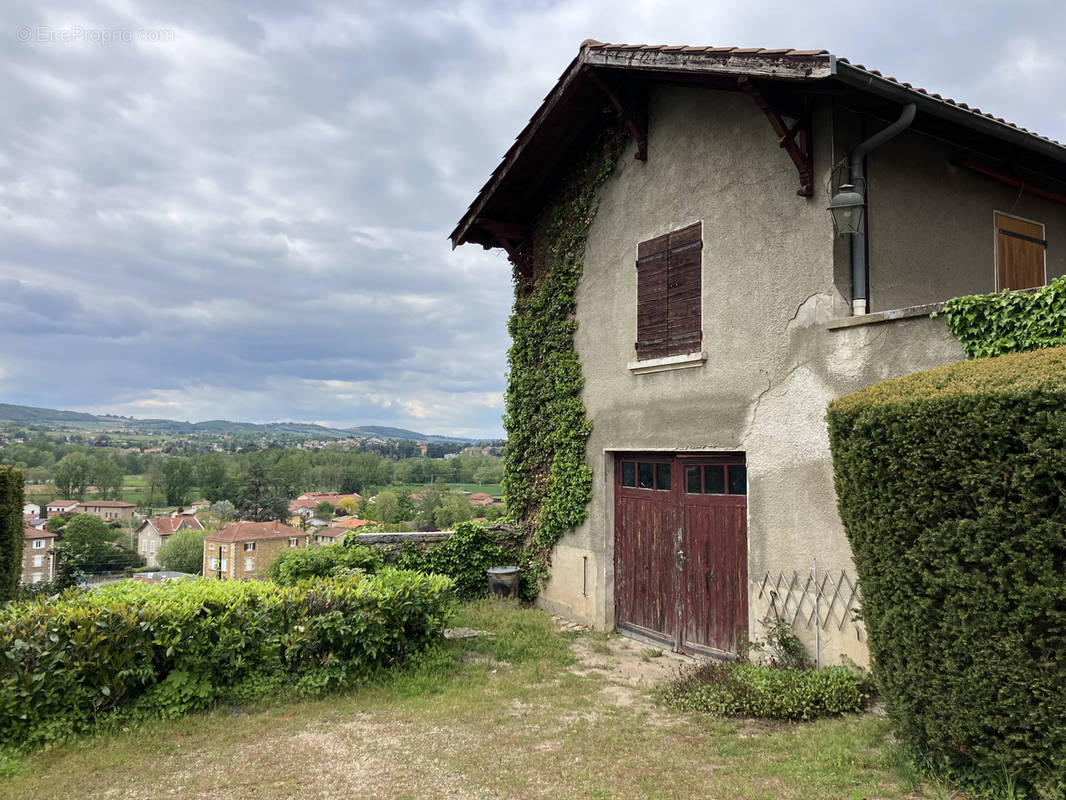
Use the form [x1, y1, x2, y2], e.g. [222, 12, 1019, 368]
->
[0, 403, 481, 443]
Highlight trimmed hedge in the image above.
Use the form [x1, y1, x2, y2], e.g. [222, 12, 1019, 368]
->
[826, 346, 1066, 795]
[0, 467, 23, 603]
[0, 569, 454, 747]
[658, 662, 865, 720]
[267, 541, 384, 584]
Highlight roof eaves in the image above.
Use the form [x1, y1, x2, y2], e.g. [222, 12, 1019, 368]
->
[833, 61, 1066, 162]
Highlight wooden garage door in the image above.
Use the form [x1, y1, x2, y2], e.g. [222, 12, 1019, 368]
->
[614, 453, 748, 654]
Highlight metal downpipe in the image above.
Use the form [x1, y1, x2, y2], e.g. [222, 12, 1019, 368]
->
[849, 103, 917, 315]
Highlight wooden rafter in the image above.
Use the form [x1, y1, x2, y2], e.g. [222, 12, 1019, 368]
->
[737, 76, 813, 197]
[476, 217, 532, 278]
[587, 70, 648, 161]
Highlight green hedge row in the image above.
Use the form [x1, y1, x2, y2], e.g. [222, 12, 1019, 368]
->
[658, 662, 866, 720]
[0, 569, 454, 747]
[267, 541, 384, 583]
[826, 346, 1066, 796]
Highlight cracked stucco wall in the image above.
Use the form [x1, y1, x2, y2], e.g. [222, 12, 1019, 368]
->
[535, 85, 965, 665]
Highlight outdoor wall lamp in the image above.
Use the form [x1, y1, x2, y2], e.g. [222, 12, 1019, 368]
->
[828, 184, 865, 236]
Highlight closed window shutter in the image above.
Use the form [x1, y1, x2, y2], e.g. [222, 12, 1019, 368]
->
[636, 233, 670, 359]
[667, 223, 702, 356]
[995, 212, 1046, 291]
[635, 223, 702, 360]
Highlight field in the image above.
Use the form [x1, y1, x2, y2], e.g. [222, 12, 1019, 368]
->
[0, 603, 957, 800]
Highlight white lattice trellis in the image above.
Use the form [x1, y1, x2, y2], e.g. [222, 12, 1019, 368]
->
[756, 568, 863, 639]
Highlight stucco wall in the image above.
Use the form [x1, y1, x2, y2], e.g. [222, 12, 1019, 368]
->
[536, 85, 966, 665]
[834, 115, 1066, 312]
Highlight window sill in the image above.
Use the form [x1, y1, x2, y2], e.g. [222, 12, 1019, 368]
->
[628, 351, 707, 374]
[825, 301, 945, 330]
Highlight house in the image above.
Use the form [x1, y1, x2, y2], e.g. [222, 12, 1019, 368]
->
[21, 526, 56, 584]
[45, 500, 79, 515]
[295, 491, 362, 505]
[203, 521, 310, 581]
[467, 492, 498, 507]
[451, 42, 1066, 664]
[313, 526, 348, 546]
[136, 514, 205, 568]
[77, 500, 137, 522]
[328, 516, 373, 531]
[23, 502, 40, 517]
[24, 515, 47, 531]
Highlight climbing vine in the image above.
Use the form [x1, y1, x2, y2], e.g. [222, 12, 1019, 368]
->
[504, 123, 626, 597]
[937, 275, 1066, 358]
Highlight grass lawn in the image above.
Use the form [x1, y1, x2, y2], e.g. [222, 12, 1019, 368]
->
[448, 483, 504, 496]
[1, 603, 954, 800]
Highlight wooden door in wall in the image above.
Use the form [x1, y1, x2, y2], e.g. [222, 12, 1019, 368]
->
[614, 453, 748, 655]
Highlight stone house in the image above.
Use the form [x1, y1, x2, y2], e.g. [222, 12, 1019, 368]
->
[77, 500, 137, 523]
[313, 526, 348, 546]
[451, 42, 1066, 663]
[22, 526, 56, 584]
[203, 521, 310, 581]
[136, 514, 205, 568]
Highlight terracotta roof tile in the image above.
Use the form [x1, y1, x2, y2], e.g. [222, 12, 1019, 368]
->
[25, 526, 55, 540]
[206, 521, 308, 543]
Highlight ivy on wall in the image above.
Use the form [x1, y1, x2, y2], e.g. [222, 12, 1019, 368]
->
[938, 275, 1066, 358]
[504, 123, 626, 596]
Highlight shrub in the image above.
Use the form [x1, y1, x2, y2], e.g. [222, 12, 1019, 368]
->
[826, 346, 1066, 796]
[0, 467, 24, 604]
[267, 542, 383, 584]
[157, 528, 206, 574]
[938, 275, 1066, 358]
[0, 569, 454, 748]
[395, 521, 519, 599]
[658, 662, 865, 720]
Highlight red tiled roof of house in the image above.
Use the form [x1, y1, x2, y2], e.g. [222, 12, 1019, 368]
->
[468, 492, 498, 506]
[78, 500, 136, 508]
[144, 516, 179, 536]
[24, 526, 55, 540]
[206, 521, 309, 543]
[47, 500, 79, 508]
[330, 517, 372, 530]
[180, 516, 204, 531]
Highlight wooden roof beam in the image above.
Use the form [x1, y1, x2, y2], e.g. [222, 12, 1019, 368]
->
[738, 76, 813, 197]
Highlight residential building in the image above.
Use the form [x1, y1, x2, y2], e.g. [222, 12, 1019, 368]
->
[21, 526, 56, 584]
[203, 521, 310, 580]
[313, 526, 348, 546]
[136, 514, 205, 568]
[23, 502, 40, 517]
[451, 42, 1066, 664]
[45, 500, 79, 515]
[77, 500, 137, 522]
[467, 492, 498, 507]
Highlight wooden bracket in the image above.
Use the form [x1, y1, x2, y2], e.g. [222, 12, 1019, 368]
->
[738, 76, 813, 197]
[477, 217, 532, 278]
[588, 70, 648, 161]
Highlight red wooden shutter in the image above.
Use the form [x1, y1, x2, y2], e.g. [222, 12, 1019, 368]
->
[667, 223, 702, 356]
[636, 233, 670, 359]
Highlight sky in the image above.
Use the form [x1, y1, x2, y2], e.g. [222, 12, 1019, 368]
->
[1, 1, 1064, 438]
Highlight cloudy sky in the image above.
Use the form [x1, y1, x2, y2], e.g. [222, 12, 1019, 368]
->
[1, 1, 1063, 437]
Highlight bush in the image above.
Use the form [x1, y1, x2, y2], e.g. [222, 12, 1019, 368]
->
[395, 521, 519, 599]
[939, 275, 1066, 358]
[157, 528, 206, 574]
[0, 569, 454, 748]
[658, 662, 865, 720]
[0, 467, 24, 604]
[826, 346, 1066, 796]
[267, 542, 383, 584]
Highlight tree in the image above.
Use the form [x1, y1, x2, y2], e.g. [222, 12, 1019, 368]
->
[53, 514, 142, 582]
[314, 501, 336, 520]
[145, 464, 165, 506]
[0, 466, 25, 603]
[235, 462, 289, 522]
[160, 458, 195, 506]
[434, 493, 475, 529]
[337, 497, 360, 516]
[53, 453, 91, 499]
[157, 528, 206, 574]
[195, 454, 228, 502]
[91, 457, 124, 500]
[371, 490, 400, 524]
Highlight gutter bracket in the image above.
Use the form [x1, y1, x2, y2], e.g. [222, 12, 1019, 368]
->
[738, 76, 814, 197]
[588, 70, 648, 161]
